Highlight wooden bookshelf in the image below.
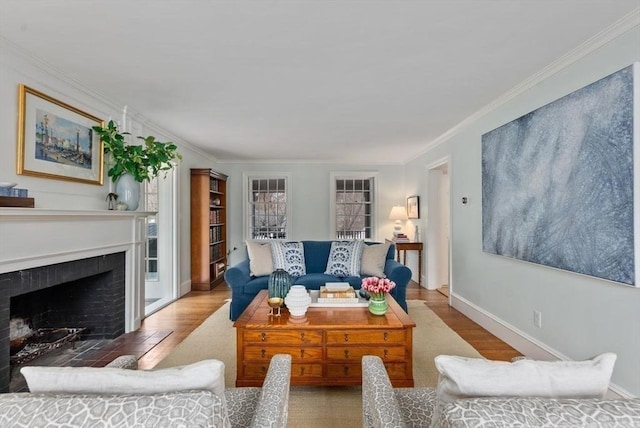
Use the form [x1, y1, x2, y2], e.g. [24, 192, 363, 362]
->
[190, 168, 228, 290]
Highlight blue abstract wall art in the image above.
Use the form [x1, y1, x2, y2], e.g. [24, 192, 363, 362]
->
[482, 64, 638, 286]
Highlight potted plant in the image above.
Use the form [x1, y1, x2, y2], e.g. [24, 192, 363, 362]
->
[92, 120, 182, 210]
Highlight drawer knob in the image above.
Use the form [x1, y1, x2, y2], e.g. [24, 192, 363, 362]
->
[261, 349, 266, 358]
[384, 332, 388, 341]
[343, 366, 349, 375]
[344, 333, 349, 342]
[383, 349, 388, 359]
[300, 367, 305, 376]
[300, 332, 305, 341]
[344, 349, 350, 359]
[300, 349, 305, 358]
[261, 332, 266, 342]
[261, 366, 267, 375]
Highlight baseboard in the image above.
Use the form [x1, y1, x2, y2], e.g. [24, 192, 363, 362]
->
[450, 292, 632, 399]
[180, 279, 191, 296]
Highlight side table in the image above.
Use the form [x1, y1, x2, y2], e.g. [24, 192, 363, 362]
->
[387, 240, 423, 286]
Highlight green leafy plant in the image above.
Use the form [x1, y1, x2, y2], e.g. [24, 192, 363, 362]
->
[92, 120, 182, 182]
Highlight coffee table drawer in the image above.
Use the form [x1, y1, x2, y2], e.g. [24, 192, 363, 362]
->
[242, 363, 272, 379]
[291, 363, 323, 378]
[384, 363, 409, 379]
[326, 363, 361, 379]
[326, 346, 406, 361]
[243, 330, 323, 344]
[326, 329, 406, 344]
[244, 346, 323, 362]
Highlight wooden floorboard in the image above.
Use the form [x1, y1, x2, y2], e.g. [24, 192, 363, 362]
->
[125, 281, 521, 369]
[406, 282, 521, 361]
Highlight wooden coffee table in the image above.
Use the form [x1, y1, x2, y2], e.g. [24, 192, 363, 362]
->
[234, 290, 415, 387]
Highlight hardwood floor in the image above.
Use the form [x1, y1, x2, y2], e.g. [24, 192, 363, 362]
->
[405, 283, 522, 361]
[113, 281, 520, 369]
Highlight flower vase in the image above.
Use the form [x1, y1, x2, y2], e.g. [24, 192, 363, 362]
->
[115, 173, 140, 211]
[368, 295, 388, 316]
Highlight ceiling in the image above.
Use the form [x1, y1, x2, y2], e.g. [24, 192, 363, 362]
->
[1, 1, 638, 164]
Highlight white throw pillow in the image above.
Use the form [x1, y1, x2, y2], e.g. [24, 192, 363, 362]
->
[360, 242, 390, 277]
[245, 240, 273, 277]
[431, 353, 617, 427]
[325, 240, 365, 277]
[271, 241, 306, 276]
[22, 359, 229, 428]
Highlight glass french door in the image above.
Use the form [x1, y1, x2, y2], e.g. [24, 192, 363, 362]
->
[143, 170, 177, 316]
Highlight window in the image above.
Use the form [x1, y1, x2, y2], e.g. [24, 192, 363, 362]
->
[246, 176, 289, 240]
[333, 175, 375, 240]
[143, 178, 159, 281]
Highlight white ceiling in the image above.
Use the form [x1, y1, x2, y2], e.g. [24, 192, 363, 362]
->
[1, 1, 638, 164]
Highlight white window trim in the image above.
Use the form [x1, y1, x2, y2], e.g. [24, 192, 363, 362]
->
[330, 171, 379, 240]
[243, 172, 292, 241]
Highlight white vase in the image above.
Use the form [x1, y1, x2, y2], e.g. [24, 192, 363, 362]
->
[284, 285, 311, 318]
[115, 173, 140, 211]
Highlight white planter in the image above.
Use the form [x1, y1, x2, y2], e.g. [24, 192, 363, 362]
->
[115, 173, 141, 211]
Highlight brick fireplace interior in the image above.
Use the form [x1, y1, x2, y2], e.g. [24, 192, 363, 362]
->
[0, 253, 126, 392]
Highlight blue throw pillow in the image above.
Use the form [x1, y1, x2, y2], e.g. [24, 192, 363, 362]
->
[271, 241, 306, 277]
[324, 240, 364, 277]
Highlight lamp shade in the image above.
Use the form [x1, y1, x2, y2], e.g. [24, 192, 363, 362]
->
[389, 206, 408, 221]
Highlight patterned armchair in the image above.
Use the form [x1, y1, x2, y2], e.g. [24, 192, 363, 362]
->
[362, 355, 640, 428]
[362, 355, 435, 427]
[0, 354, 292, 428]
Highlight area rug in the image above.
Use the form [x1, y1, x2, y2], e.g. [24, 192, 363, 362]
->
[155, 300, 481, 427]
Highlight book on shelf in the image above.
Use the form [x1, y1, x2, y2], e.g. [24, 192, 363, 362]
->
[320, 285, 356, 299]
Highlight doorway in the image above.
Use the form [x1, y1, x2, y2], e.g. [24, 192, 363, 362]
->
[426, 158, 451, 296]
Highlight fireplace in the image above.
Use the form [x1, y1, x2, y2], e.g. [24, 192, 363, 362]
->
[0, 209, 149, 393]
[0, 253, 126, 392]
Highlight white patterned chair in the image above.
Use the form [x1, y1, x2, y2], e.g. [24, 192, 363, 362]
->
[0, 354, 292, 428]
[362, 355, 640, 428]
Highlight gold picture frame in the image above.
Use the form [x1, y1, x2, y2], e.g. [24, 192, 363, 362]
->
[17, 84, 104, 185]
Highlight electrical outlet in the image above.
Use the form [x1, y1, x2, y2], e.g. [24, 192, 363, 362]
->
[533, 310, 542, 328]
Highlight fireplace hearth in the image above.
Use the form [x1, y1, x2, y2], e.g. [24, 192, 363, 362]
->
[0, 253, 126, 392]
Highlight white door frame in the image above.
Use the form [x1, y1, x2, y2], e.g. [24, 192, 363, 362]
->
[425, 157, 452, 295]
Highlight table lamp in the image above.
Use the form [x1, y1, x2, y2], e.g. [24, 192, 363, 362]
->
[389, 205, 408, 236]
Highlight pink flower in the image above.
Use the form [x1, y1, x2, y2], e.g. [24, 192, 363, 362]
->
[361, 276, 396, 300]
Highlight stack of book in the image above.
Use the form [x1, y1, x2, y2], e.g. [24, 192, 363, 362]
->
[0, 187, 28, 198]
[0, 183, 34, 208]
[392, 233, 410, 242]
[317, 283, 359, 304]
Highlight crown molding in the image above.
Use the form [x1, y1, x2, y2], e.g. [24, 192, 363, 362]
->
[1, 36, 123, 112]
[218, 157, 404, 166]
[0, 36, 217, 163]
[410, 8, 640, 162]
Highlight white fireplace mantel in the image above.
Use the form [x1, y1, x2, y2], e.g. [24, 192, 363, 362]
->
[0, 208, 153, 332]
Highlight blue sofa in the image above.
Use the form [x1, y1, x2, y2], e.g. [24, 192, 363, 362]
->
[224, 240, 412, 321]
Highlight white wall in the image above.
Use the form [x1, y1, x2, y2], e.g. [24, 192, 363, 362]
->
[221, 162, 405, 267]
[404, 26, 640, 396]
